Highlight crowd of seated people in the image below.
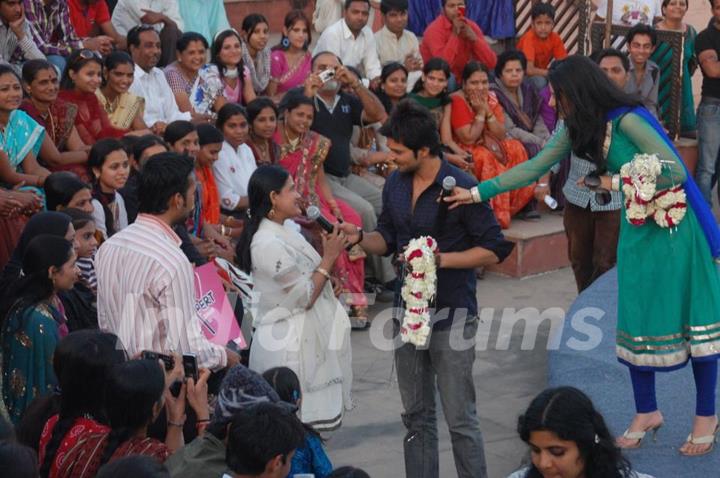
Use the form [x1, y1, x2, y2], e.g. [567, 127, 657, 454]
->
[0, 0, 716, 473]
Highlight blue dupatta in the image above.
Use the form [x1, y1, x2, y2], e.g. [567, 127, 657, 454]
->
[3, 109, 44, 169]
[607, 106, 720, 258]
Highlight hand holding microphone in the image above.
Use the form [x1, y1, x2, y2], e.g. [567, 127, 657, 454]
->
[307, 205, 354, 252]
[433, 176, 456, 234]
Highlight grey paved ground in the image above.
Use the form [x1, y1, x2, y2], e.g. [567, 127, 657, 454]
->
[325, 268, 577, 478]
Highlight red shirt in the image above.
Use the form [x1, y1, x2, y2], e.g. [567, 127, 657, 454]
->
[419, 15, 497, 81]
[67, 0, 111, 38]
[39, 414, 109, 478]
[516, 30, 568, 70]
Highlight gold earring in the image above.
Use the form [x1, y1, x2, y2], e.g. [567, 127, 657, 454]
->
[269, 208, 276, 219]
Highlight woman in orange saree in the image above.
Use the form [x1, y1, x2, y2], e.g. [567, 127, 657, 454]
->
[448, 61, 535, 229]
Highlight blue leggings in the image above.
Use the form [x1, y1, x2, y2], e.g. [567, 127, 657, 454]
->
[630, 360, 718, 416]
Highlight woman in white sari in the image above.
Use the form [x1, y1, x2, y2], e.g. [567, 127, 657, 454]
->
[236, 165, 353, 431]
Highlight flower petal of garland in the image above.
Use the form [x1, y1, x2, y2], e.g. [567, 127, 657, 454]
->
[620, 154, 687, 229]
[400, 236, 437, 347]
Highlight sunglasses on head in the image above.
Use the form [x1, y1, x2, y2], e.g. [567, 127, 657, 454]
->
[75, 49, 101, 62]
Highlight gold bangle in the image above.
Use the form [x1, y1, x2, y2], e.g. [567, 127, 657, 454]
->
[220, 225, 227, 236]
[470, 187, 482, 203]
[315, 267, 331, 280]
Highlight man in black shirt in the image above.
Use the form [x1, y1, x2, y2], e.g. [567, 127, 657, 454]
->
[303, 51, 396, 284]
[339, 101, 513, 478]
[695, 0, 720, 206]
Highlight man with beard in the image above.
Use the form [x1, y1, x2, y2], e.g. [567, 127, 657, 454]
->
[95, 152, 240, 370]
[300, 51, 396, 291]
[0, 0, 44, 72]
[338, 101, 513, 478]
[127, 25, 190, 137]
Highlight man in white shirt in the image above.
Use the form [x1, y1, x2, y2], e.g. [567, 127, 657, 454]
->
[128, 25, 190, 137]
[374, 0, 422, 90]
[96, 152, 240, 370]
[112, 0, 183, 66]
[313, 0, 382, 81]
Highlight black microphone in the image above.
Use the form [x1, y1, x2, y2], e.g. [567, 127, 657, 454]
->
[433, 176, 456, 235]
[307, 206, 354, 251]
[307, 205, 334, 233]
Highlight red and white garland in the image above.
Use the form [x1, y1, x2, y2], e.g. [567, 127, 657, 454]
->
[620, 153, 686, 228]
[400, 236, 438, 347]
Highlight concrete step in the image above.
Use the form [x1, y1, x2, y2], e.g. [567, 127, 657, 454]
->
[487, 213, 570, 278]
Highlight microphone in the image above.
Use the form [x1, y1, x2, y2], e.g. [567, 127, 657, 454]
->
[307, 205, 334, 233]
[433, 176, 456, 235]
[307, 205, 354, 251]
[441, 176, 456, 199]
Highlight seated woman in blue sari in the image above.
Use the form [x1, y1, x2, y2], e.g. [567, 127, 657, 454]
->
[0, 235, 78, 423]
[0, 65, 48, 192]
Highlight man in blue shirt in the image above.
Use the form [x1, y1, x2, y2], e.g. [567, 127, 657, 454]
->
[339, 100, 513, 478]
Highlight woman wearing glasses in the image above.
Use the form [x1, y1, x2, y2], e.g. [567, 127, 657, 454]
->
[58, 50, 128, 145]
[446, 55, 720, 457]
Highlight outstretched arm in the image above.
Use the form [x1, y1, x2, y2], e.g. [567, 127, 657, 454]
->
[618, 112, 686, 189]
[445, 125, 571, 207]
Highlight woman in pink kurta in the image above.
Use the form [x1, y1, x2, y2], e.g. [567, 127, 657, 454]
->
[267, 10, 313, 98]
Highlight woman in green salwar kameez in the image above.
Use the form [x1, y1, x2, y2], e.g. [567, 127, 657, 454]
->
[651, 0, 698, 135]
[446, 56, 720, 456]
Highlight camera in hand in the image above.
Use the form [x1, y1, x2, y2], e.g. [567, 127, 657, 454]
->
[182, 353, 199, 382]
[141, 351, 175, 371]
[318, 69, 335, 83]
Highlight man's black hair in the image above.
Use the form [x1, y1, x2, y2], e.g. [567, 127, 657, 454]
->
[138, 152, 194, 215]
[226, 403, 306, 475]
[379, 99, 442, 156]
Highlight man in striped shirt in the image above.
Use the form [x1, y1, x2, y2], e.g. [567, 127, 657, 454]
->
[0, 0, 45, 71]
[96, 152, 239, 370]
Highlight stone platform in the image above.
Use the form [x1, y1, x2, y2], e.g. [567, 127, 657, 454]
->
[488, 213, 570, 278]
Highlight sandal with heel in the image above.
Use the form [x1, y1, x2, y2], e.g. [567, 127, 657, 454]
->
[618, 422, 663, 449]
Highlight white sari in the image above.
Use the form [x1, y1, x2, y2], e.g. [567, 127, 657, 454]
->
[249, 219, 353, 431]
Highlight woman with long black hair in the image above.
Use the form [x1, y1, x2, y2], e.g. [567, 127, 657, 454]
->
[0, 235, 78, 423]
[446, 55, 720, 456]
[53, 359, 209, 477]
[236, 165, 353, 432]
[35, 330, 126, 478]
[87, 139, 130, 240]
[508, 387, 652, 478]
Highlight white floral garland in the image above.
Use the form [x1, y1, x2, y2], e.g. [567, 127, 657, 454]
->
[400, 236, 438, 347]
[620, 153, 687, 228]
